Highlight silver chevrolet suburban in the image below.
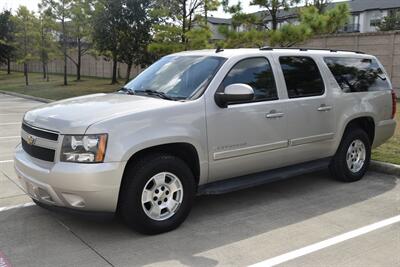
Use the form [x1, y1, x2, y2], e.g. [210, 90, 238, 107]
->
[15, 48, 397, 234]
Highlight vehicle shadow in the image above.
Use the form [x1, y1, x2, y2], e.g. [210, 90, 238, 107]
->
[3, 170, 399, 266]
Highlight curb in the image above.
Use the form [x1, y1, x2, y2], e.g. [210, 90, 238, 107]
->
[370, 160, 400, 177]
[0, 90, 53, 103]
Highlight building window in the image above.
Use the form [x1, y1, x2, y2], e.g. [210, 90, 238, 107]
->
[370, 19, 381, 27]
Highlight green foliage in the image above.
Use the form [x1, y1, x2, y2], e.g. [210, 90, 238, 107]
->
[250, 0, 301, 30]
[0, 10, 16, 65]
[149, 0, 220, 58]
[219, 26, 268, 48]
[148, 24, 185, 56]
[185, 25, 213, 50]
[324, 3, 350, 33]
[378, 12, 400, 31]
[13, 6, 39, 64]
[37, 5, 59, 73]
[269, 3, 350, 47]
[268, 23, 312, 47]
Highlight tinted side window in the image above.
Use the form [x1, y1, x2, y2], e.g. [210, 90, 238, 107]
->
[279, 56, 325, 98]
[221, 57, 278, 101]
[324, 57, 391, 92]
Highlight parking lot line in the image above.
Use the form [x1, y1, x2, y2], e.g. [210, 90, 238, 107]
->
[0, 160, 14, 163]
[0, 123, 21, 126]
[0, 136, 20, 140]
[249, 214, 400, 267]
[0, 202, 35, 212]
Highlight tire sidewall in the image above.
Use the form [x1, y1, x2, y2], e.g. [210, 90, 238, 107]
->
[339, 129, 371, 180]
[120, 154, 195, 234]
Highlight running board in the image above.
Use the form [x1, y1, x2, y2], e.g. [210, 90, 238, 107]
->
[197, 158, 331, 195]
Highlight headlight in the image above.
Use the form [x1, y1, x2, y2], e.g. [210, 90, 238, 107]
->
[61, 134, 108, 163]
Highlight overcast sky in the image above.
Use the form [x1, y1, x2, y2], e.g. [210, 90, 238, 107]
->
[1, 0, 262, 17]
[1, 0, 344, 18]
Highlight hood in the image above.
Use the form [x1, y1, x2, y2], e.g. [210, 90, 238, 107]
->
[24, 93, 176, 134]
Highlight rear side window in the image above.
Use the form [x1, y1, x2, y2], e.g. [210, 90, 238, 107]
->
[279, 56, 325, 98]
[221, 57, 278, 102]
[324, 57, 391, 92]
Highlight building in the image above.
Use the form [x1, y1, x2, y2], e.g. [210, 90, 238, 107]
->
[206, 17, 232, 41]
[208, 0, 400, 35]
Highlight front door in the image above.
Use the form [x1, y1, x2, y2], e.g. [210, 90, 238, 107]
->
[205, 56, 289, 182]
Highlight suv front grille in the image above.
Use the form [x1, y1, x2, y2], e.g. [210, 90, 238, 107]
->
[21, 123, 59, 162]
[21, 138, 55, 162]
[22, 123, 58, 141]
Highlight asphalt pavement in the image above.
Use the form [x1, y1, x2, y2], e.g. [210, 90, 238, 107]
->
[0, 93, 399, 267]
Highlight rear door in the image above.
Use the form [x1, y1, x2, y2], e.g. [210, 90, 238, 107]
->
[276, 55, 336, 165]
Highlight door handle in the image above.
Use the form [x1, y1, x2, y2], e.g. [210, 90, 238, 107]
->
[317, 104, 332, 112]
[266, 110, 285, 119]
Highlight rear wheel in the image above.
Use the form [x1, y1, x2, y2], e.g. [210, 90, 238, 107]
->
[119, 153, 196, 234]
[330, 128, 371, 182]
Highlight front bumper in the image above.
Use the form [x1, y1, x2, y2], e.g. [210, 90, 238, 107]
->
[14, 144, 126, 212]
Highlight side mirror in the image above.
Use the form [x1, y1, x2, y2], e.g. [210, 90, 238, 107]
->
[215, 83, 254, 108]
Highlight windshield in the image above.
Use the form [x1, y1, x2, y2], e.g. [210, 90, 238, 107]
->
[123, 55, 225, 100]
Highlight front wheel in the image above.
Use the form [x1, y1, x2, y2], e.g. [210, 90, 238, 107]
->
[330, 128, 371, 182]
[119, 153, 196, 234]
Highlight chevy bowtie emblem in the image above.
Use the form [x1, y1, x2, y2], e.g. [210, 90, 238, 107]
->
[26, 135, 36, 145]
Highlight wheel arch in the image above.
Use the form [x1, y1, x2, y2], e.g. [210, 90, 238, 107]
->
[340, 116, 375, 145]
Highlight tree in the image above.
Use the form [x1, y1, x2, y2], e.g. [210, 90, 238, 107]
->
[250, 0, 300, 30]
[13, 6, 39, 86]
[67, 0, 92, 81]
[92, 0, 125, 84]
[269, 3, 350, 47]
[118, 0, 154, 83]
[219, 0, 267, 48]
[41, 0, 72, 85]
[37, 5, 58, 81]
[149, 0, 219, 57]
[0, 10, 16, 74]
[305, 0, 329, 13]
[378, 12, 400, 31]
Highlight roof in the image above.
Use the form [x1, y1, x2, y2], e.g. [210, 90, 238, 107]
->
[348, 0, 400, 12]
[172, 48, 374, 59]
[261, 0, 400, 21]
[207, 17, 232, 25]
[209, 0, 400, 24]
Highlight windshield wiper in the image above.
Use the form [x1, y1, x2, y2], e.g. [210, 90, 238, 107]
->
[118, 87, 135, 95]
[134, 89, 175, 100]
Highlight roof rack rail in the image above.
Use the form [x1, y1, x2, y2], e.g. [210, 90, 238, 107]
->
[259, 47, 365, 54]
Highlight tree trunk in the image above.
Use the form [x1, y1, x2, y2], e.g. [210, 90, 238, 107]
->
[182, 0, 187, 44]
[6, 57, 10, 74]
[272, 13, 278, 30]
[77, 38, 81, 81]
[24, 63, 29, 86]
[62, 18, 68, 86]
[111, 55, 118, 84]
[204, 1, 208, 23]
[46, 64, 49, 82]
[42, 61, 46, 79]
[126, 62, 132, 84]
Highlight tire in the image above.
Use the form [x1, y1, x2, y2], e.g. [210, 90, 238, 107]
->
[330, 127, 371, 182]
[118, 153, 196, 234]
